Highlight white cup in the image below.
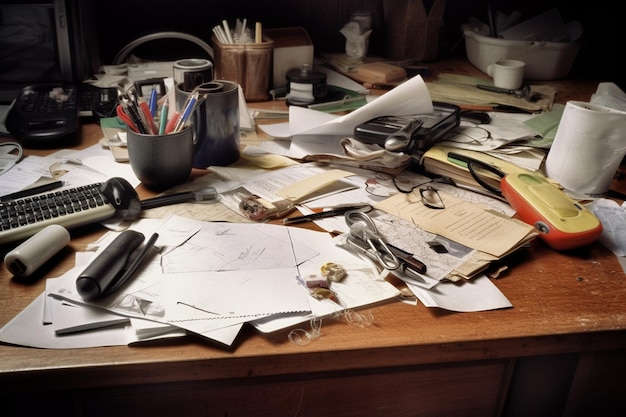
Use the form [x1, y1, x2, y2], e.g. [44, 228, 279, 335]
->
[487, 59, 526, 90]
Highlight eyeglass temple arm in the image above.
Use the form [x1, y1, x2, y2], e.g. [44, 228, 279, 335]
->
[447, 152, 505, 196]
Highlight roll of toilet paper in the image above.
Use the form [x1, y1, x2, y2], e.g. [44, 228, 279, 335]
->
[545, 101, 626, 197]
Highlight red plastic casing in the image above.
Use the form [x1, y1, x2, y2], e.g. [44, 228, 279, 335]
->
[501, 173, 603, 250]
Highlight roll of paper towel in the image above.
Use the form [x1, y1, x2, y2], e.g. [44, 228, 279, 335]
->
[545, 101, 626, 197]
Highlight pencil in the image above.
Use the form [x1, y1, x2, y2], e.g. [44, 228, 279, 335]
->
[0, 180, 64, 202]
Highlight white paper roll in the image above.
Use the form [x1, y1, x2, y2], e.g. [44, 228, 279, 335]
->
[545, 101, 626, 197]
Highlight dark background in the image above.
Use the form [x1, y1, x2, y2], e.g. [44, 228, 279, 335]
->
[85, 0, 623, 89]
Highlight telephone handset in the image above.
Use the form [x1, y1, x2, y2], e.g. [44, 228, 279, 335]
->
[448, 152, 603, 251]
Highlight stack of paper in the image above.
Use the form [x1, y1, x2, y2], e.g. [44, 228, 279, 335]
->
[374, 187, 538, 281]
[0, 215, 401, 348]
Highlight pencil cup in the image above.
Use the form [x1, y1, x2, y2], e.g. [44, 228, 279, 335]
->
[126, 126, 194, 191]
[212, 35, 273, 101]
[175, 80, 240, 168]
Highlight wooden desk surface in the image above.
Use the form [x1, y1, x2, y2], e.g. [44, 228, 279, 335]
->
[1, 58, 625, 398]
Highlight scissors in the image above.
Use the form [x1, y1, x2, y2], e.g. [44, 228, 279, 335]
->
[115, 104, 139, 133]
[344, 210, 427, 278]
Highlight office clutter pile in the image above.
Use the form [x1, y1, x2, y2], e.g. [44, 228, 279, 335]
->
[2, 10, 626, 351]
[3, 64, 625, 351]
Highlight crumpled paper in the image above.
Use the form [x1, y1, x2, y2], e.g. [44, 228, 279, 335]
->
[340, 21, 372, 59]
[301, 136, 412, 175]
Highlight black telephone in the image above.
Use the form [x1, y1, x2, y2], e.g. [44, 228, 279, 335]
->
[353, 102, 461, 156]
[5, 84, 117, 146]
[5, 84, 80, 145]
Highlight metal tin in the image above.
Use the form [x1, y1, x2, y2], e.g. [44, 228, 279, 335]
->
[173, 59, 214, 92]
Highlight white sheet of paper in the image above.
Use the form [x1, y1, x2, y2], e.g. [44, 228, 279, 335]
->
[160, 220, 318, 274]
[0, 155, 50, 196]
[588, 198, 626, 257]
[61, 144, 140, 188]
[0, 293, 132, 349]
[50, 298, 129, 335]
[407, 274, 512, 312]
[251, 228, 401, 333]
[164, 267, 310, 320]
[259, 74, 433, 139]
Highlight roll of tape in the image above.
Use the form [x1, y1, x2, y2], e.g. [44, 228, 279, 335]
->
[286, 64, 327, 106]
[4, 224, 70, 277]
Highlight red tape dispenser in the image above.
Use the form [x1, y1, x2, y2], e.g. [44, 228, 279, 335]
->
[448, 152, 603, 251]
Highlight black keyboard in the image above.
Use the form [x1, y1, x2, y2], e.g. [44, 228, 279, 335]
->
[0, 183, 116, 245]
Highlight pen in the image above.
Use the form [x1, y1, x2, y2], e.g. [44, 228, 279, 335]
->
[283, 203, 371, 225]
[139, 100, 158, 134]
[149, 87, 158, 117]
[164, 111, 180, 134]
[104, 232, 159, 296]
[120, 97, 148, 134]
[159, 98, 169, 135]
[173, 92, 198, 133]
[0, 180, 64, 202]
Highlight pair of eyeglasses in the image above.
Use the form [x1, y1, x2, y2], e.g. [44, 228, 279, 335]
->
[393, 177, 451, 210]
[419, 186, 445, 209]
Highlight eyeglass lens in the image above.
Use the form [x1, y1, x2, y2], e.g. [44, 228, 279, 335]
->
[419, 186, 445, 209]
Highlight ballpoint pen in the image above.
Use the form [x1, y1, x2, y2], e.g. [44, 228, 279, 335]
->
[173, 92, 198, 133]
[149, 87, 158, 117]
[119, 95, 148, 134]
[283, 203, 371, 224]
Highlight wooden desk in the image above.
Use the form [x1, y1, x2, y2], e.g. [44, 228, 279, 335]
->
[2, 58, 625, 417]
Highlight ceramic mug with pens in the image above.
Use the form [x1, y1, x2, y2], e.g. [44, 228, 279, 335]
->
[487, 59, 526, 90]
[126, 126, 195, 191]
[175, 80, 240, 168]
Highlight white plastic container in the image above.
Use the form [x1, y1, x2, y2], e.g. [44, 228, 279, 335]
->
[463, 29, 580, 80]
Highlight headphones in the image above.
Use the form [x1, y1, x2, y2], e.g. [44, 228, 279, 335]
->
[113, 31, 214, 65]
